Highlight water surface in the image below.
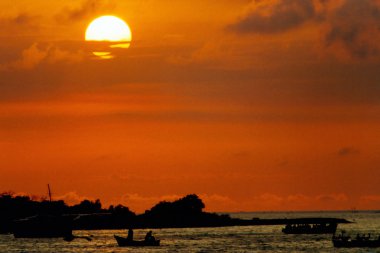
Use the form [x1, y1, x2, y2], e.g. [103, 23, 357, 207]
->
[1, 211, 380, 252]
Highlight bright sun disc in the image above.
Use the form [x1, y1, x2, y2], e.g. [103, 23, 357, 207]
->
[85, 16, 132, 42]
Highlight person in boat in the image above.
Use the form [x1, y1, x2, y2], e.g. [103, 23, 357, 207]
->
[127, 228, 133, 241]
[145, 230, 155, 242]
[335, 231, 350, 241]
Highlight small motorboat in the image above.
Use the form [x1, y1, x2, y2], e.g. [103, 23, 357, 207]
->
[282, 223, 337, 234]
[333, 233, 380, 248]
[114, 235, 160, 247]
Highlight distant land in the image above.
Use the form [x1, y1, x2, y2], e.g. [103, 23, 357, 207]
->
[0, 193, 350, 233]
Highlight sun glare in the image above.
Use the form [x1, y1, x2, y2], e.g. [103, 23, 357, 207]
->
[85, 16, 132, 42]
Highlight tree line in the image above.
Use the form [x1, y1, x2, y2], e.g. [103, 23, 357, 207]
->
[0, 193, 233, 232]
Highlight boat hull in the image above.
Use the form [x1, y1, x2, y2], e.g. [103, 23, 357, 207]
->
[12, 215, 72, 238]
[282, 223, 337, 234]
[114, 235, 160, 247]
[333, 239, 380, 248]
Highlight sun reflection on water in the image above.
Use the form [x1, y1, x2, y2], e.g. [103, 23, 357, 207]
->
[87, 42, 130, 60]
[92, 52, 114, 60]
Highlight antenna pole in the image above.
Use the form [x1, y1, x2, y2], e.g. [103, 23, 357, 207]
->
[47, 184, 52, 202]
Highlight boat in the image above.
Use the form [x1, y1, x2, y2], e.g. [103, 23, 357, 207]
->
[114, 235, 160, 247]
[13, 214, 73, 238]
[282, 223, 337, 234]
[332, 233, 380, 248]
[12, 185, 73, 238]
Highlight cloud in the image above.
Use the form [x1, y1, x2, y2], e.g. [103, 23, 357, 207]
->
[9, 13, 35, 25]
[0, 43, 84, 71]
[81, 192, 354, 212]
[228, 0, 380, 60]
[0, 13, 38, 26]
[2, 191, 94, 205]
[359, 195, 380, 209]
[116, 193, 238, 213]
[0, 13, 40, 35]
[118, 193, 182, 213]
[316, 193, 348, 202]
[8, 44, 46, 70]
[324, 0, 380, 59]
[198, 194, 238, 211]
[56, 0, 115, 22]
[227, 0, 317, 34]
[337, 147, 359, 156]
[360, 195, 380, 202]
[55, 191, 95, 206]
[248, 193, 350, 210]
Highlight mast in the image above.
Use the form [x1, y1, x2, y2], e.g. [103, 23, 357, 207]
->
[47, 184, 52, 202]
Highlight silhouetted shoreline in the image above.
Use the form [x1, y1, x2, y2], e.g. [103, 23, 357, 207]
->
[0, 193, 351, 234]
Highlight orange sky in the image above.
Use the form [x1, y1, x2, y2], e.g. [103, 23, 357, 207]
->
[1, 0, 380, 213]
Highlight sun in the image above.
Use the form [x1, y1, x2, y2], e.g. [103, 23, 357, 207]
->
[85, 15, 132, 42]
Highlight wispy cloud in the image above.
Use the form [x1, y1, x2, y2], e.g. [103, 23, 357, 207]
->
[55, 191, 95, 206]
[118, 194, 182, 213]
[360, 195, 380, 202]
[0, 43, 84, 71]
[359, 195, 380, 209]
[0, 12, 40, 35]
[0, 12, 38, 25]
[249, 193, 350, 210]
[227, 0, 317, 34]
[227, 0, 380, 60]
[337, 147, 360, 156]
[324, 0, 380, 59]
[56, 0, 115, 23]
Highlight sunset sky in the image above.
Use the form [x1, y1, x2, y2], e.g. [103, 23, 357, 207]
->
[1, 0, 380, 213]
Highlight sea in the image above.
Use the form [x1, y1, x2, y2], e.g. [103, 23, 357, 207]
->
[1, 211, 380, 253]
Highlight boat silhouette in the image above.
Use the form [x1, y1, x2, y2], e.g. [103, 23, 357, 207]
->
[282, 223, 337, 234]
[13, 214, 72, 238]
[12, 184, 73, 238]
[332, 232, 380, 248]
[114, 235, 160, 247]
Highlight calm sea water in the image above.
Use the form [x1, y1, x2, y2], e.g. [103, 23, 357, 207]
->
[1, 211, 380, 252]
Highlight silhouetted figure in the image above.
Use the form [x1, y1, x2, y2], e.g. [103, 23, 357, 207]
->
[127, 228, 133, 241]
[145, 230, 155, 242]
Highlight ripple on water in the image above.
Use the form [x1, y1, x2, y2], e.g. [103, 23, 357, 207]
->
[1, 211, 380, 253]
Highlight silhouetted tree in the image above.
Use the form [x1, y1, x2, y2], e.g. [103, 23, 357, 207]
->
[70, 199, 103, 214]
[175, 194, 205, 213]
[0, 192, 234, 232]
[146, 194, 205, 216]
[140, 194, 211, 227]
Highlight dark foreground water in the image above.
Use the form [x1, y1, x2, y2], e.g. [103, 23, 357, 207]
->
[1, 211, 380, 252]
